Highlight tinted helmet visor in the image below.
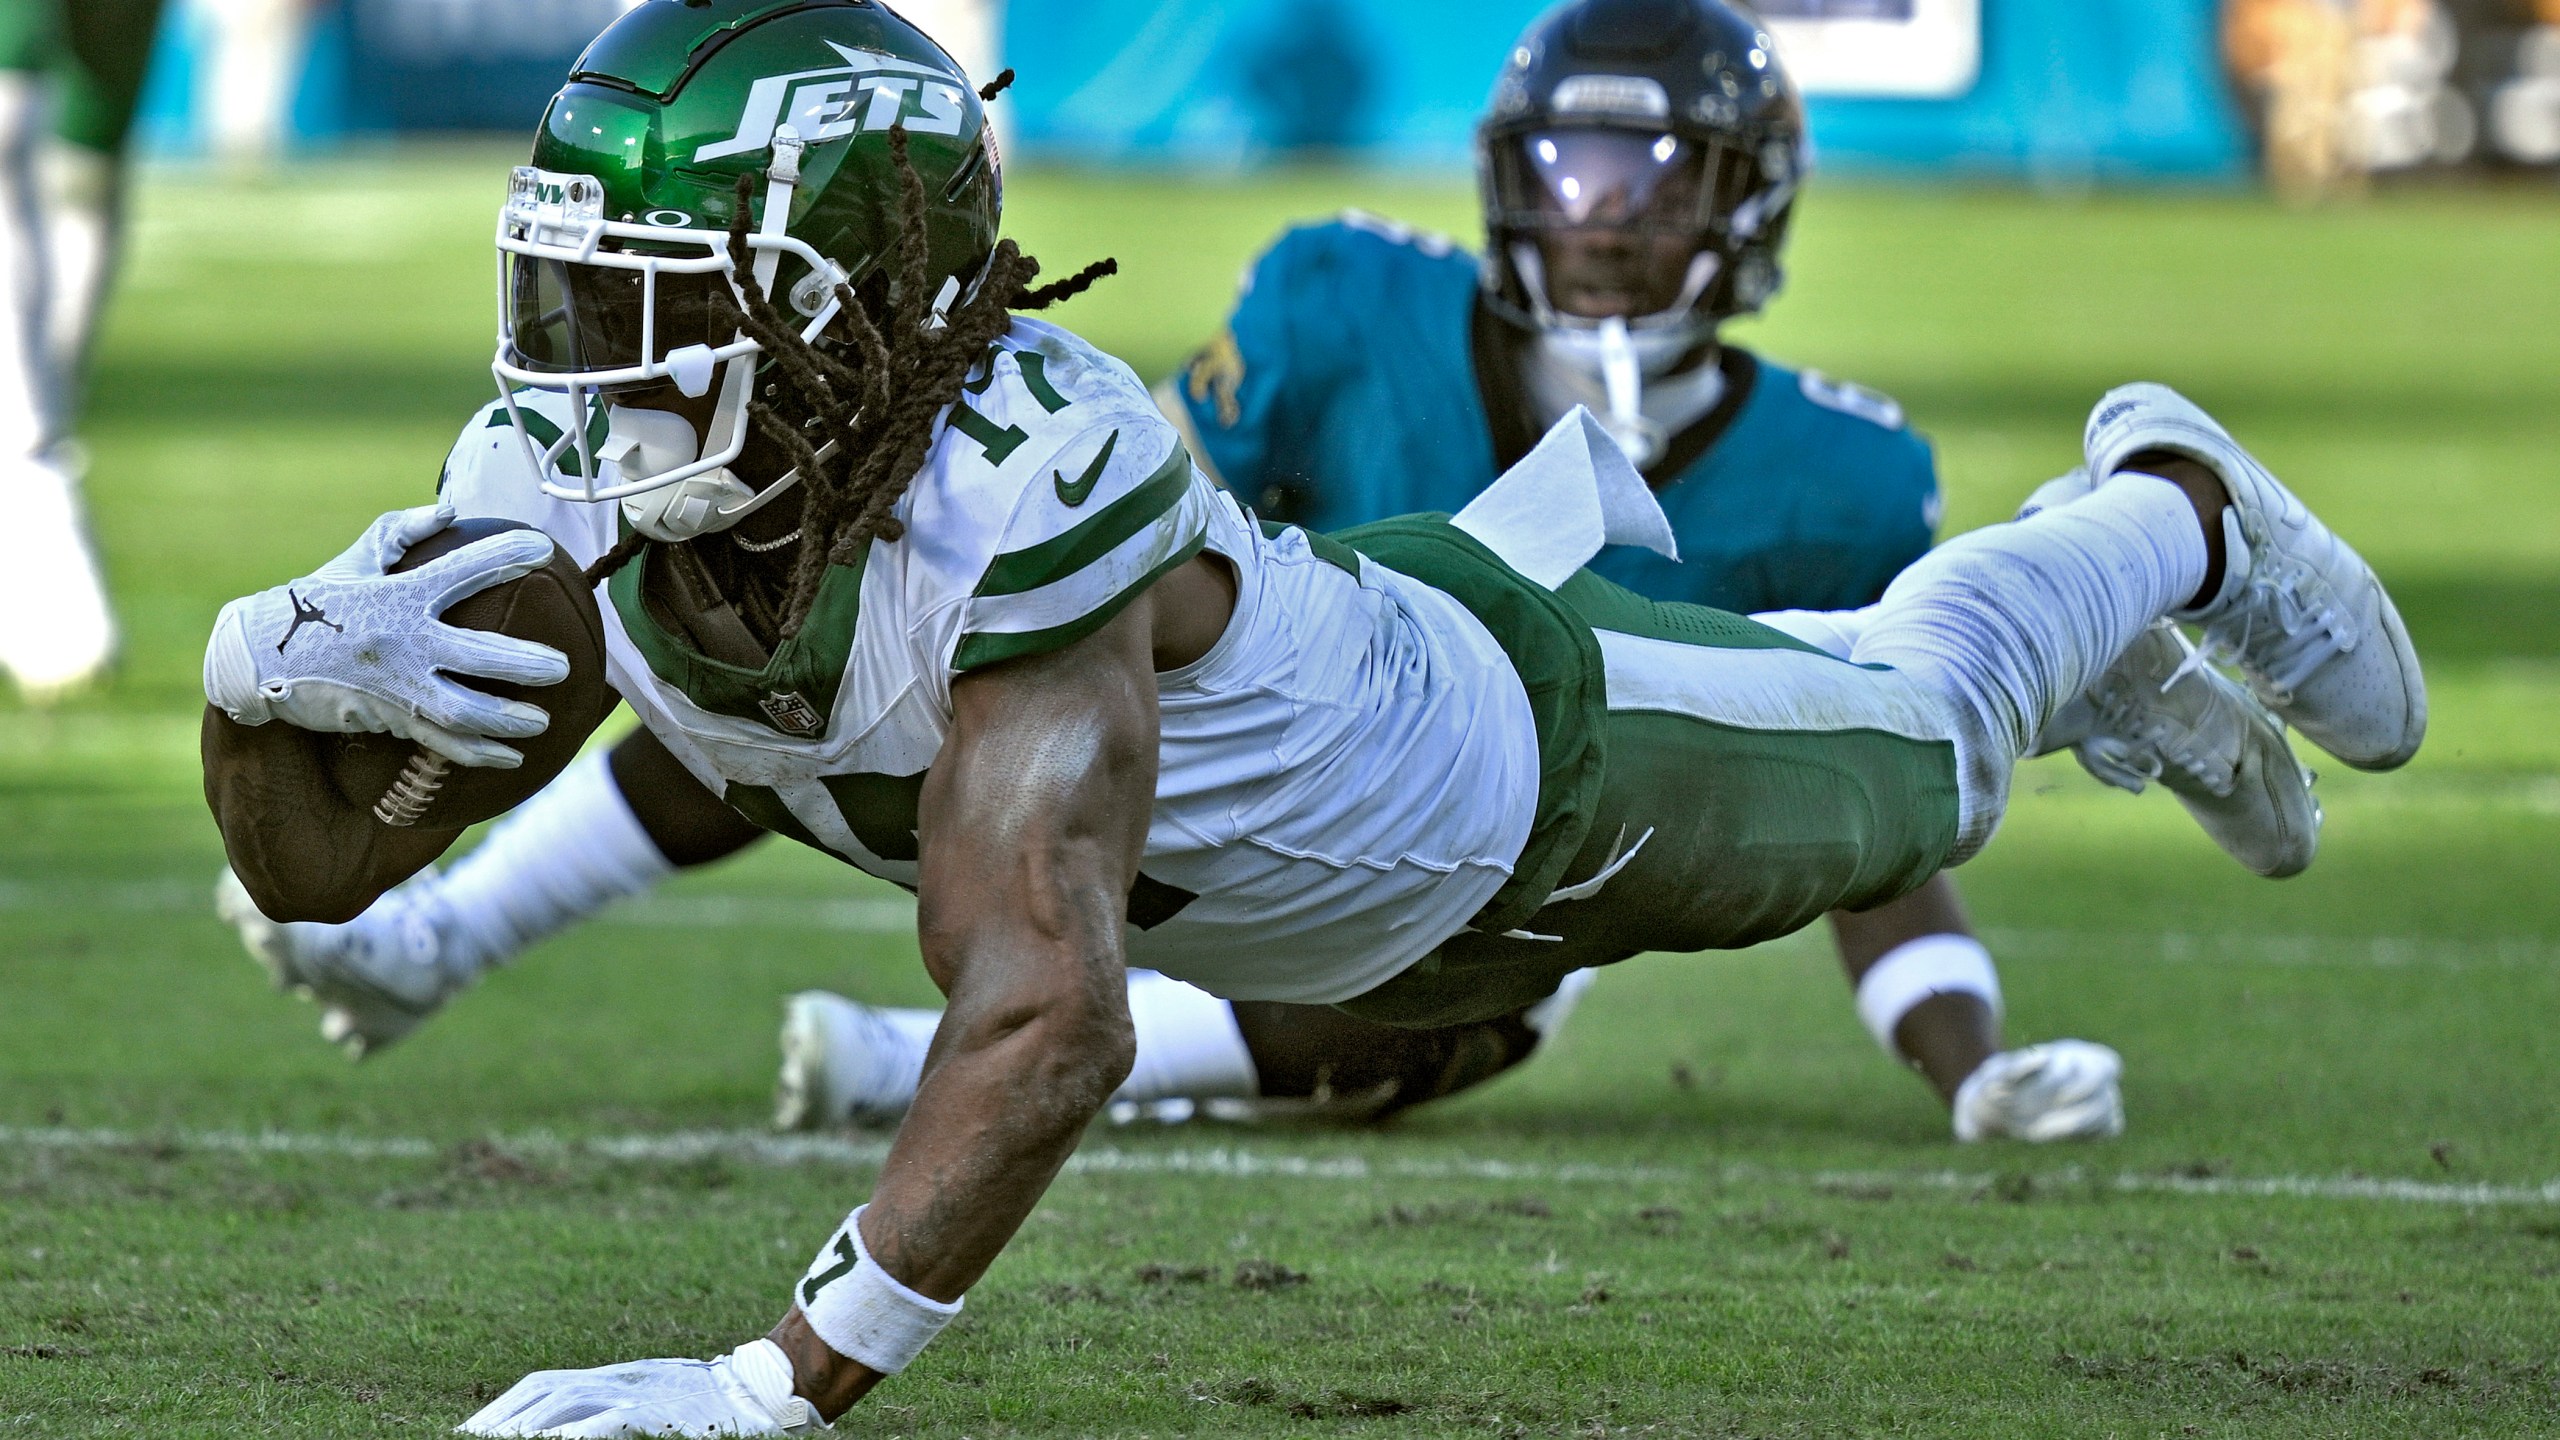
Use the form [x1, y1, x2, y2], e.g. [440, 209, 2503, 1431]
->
[1502, 129, 1705, 234]
[1490, 125, 1779, 238]
[503, 253, 733, 384]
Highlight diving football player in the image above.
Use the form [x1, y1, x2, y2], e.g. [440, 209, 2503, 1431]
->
[220, 0, 2308, 1147]
[0, 0, 161, 699]
[199, 3, 2418, 1430]
[767, 0, 2319, 1139]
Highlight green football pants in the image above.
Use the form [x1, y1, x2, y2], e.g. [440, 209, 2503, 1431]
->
[1336, 572, 1964, 1030]
[2, 0, 168, 153]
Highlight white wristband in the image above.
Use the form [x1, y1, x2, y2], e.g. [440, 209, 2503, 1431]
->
[795, 1205, 962, 1375]
[203, 601, 279, 723]
[1854, 934, 2001, 1057]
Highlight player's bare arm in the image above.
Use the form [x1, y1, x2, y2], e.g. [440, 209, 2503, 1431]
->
[764, 556, 1229, 1417]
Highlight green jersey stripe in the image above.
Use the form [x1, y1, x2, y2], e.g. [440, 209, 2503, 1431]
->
[487, 397, 611, 478]
[974, 442, 1193, 599]
[1015, 350, 1073, 414]
[953, 528, 1207, 671]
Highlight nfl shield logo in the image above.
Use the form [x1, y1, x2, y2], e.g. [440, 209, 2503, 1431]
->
[758, 690, 825, 737]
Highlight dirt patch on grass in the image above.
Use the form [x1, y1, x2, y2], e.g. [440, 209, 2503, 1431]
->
[1373, 1196, 1556, 1228]
[1231, 1258, 1310, 1291]
[1189, 1375, 1412, 1419]
[2052, 1347, 2559, 1407]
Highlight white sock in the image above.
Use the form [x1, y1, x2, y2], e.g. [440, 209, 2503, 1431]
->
[1520, 967, 1598, 1038]
[0, 72, 58, 459]
[204, 0, 307, 170]
[1113, 971, 1259, 1103]
[1849, 474, 2209, 861]
[823, 1001, 941, 1119]
[36, 139, 117, 403]
[431, 750, 675, 973]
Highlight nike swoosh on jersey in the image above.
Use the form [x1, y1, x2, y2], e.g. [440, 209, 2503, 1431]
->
[1053, 430, 1119, 507]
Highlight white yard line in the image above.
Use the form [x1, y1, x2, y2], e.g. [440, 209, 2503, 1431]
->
[1978, 927, 2560, 972]
[5, 879, 2555, 968]
[3, 1124, 2553, 1207]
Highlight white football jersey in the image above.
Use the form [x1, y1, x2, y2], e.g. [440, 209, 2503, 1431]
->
[441, 317, 1541, 1004]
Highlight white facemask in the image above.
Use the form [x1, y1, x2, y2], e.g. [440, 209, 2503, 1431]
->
[1524, 318, 1725, 470]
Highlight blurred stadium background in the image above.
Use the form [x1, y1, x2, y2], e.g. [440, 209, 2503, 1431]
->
[132, 0, 2560, 181]
[6, 1, 2560, 1434]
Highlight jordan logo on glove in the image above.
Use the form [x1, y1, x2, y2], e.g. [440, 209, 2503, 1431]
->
[277, 590, 344, 651]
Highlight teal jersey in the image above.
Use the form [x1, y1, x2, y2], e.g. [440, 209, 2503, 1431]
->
[1172, 213, 1942, 613]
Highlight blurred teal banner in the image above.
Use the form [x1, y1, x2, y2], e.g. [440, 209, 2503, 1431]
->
[135, 0, 2243, 180]
[1000, 0, 2244, 178]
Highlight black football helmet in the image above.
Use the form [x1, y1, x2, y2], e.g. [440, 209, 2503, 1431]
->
[1478, 0, 1808, 332]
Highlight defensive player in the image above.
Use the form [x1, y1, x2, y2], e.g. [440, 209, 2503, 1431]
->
[220, 0, 2308, 1146]
[199, 4, 2418, 1429]
[0, 0, 160, 699]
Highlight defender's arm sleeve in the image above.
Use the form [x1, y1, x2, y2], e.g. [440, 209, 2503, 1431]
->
[950, 420, 1214, 674]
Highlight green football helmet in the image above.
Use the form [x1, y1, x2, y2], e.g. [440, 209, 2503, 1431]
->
[492, 0, 1000, 532]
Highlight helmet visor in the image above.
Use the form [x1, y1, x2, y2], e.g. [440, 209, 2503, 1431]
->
[503, 253, 734, 384]
[1488, 127, 1783, 240]
[1496, 129, 1711, 234]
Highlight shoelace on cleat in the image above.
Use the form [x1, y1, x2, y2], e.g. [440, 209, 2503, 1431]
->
[2085, 631, 2239, 797]
[2075, 735, 2163, 793]
[2188, 539, 2358, 702]
[2089, 695, 2233, 796]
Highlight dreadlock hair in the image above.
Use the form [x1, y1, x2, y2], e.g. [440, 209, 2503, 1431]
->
[585, 125, 1115, 642]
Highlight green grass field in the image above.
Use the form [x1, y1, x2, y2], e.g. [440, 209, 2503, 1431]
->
[4, 150, 2559, 1436]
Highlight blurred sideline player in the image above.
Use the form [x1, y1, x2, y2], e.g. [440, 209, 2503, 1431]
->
[199, 0, 317, 173]
[0, 0, 165, 700]
[221, 0, 2304, 1143]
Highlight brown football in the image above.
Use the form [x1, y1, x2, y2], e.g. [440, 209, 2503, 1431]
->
[320, 516, 613, 832]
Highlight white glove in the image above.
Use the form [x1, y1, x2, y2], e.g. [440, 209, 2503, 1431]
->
[204, 505, 569, 769]
[1952, 1040, 2125, 1143]
[459, 1338, 819, 1437]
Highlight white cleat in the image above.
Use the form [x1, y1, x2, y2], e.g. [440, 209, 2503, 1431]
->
[2051, 623, 2322, 878]
[1952, 1040, 2125, 1143]
[215, 867, 476, 1059]
[773, 991, 937, 1131]
[2023, 470, 2321, 878]
[2084, 383, 2425, 771]
[0, 453, 117, 702]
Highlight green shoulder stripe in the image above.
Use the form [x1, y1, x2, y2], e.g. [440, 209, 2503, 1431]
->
[1015, 350, 1072, 414]
[974, 441, 1193, 599]
[952, 528, 1206, 672]
[487, 398, 610, 478]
